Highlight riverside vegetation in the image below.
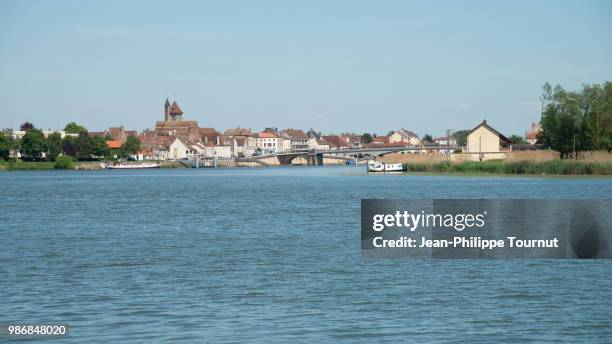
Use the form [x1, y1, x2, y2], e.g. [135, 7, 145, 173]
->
[381, 151, 612, 176]
[0, 121, 142, 171]
[0, 157, 74, 171]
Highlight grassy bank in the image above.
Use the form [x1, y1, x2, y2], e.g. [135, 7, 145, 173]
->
[0, 159, 189, 171]
[0, 160, 55, 171]
[403, 160, 612, 175]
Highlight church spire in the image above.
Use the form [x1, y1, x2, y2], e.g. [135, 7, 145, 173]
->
[164, 98, 170, 121]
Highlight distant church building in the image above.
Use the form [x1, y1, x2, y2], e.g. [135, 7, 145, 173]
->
[164, 98, 184, 121]
[155, 98, 200, 142]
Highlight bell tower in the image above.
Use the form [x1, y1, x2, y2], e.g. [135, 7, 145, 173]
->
[168, 100, 184, 121]
[164, 98, 170, 121]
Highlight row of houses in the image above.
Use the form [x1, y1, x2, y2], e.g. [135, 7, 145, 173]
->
[137, 99, 492, 160]
[94, 119, 534, 161]
[3, 98, 542, 161]
[162, 128, 361, 160]
[157, 127, 467, 160]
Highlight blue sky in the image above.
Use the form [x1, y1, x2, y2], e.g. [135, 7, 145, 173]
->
[0, 0, 610, 137]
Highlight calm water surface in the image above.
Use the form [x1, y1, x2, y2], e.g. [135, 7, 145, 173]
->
[1, 166, 612, 343]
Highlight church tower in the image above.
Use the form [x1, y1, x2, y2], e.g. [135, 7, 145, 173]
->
[168, 100, 184, 121]
[164, 98, 170, 121]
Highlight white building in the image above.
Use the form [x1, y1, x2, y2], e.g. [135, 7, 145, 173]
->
[308, 137, 319, 149]
[466, 120, 511, 161]
[282, 138, 291, 152]
[206, 146, 232, 158]
[315, 138, 330, 150]
[254, 132, 285, 154]
[434, 136, 457, 147]
[389, 129, 421, 145]
[280, 129, 309, 151]
[169, 138, 197, 160]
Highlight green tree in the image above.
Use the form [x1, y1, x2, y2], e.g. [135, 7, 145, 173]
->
[122, 136, 141, 157]
[64, 122, 87, 134]
[386, 131, 395, 137]
[422, 134, 434, 143]
[76, 132, 93, 160]
[540, 82, 552, 115]
[509, 135, 526, 144]
[91, 136, 109, 158]
[453, 130, 470, 147]
[0, 132, 13, 160]
[583, 82, 611, 151]
[20, 128, 48, 161]
[47, 132, 63, 161]
[361, 133, 373, 144]
[539, 97, 581, 156]
[20, 122, 34, 131]
[54, 155, 74, 169]
[538, 82, 611, 155]
[62, 135, 78, 158]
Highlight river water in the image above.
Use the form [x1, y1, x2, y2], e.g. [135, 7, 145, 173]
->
[1, 166, 611, 343]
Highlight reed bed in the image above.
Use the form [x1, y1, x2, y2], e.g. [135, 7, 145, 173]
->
[394, 151, 612, 175]
[380, 152, 450, 164]
[403, 159, 611, 175]
[568, 151, 612, 163]
[505, 150, 560, 162]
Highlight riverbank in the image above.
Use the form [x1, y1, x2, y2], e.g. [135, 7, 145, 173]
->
[0, 161, 55, 171]
[0, 160, 186, 171]
[376, 150, 612, 176]
[402, 160, 612, 175]
[74, 161, 186, 170]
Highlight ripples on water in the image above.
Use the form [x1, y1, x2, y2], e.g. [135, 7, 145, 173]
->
[1, 167, 611, 343]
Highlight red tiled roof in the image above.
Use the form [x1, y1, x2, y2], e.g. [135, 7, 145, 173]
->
[154, 136, 175, 148]
[107, 127, 126, 141]
[199, 127, 219, 135]
[140, 135, 175, 148]
[526, 131, 538, 140]
[257, 132, 279, 138]
[281, 129, 308, 140]
[372, 136, 390, 144]
[340, 134, 361, 144]
[106, 140, 123, 149]
[169, 101, 183, 115]
[364, 142, 410, 148]
[321, 135, 346, 148]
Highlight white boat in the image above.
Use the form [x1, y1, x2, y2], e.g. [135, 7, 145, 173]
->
[101, 162, 161, 169]
[367, 161, 404, 172]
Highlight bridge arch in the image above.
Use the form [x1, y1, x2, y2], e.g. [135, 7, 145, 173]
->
[287, 155, 308, 165]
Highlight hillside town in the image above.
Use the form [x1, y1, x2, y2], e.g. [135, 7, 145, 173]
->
[1, 98, 543, 165]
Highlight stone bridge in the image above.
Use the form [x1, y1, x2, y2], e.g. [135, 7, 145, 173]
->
[235, 146, 439, 166]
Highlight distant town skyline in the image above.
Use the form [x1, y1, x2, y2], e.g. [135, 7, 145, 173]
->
[1, 0, 610, 136]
